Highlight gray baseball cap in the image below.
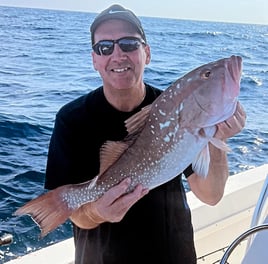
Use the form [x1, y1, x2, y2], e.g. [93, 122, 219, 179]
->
[90, 4, 146, 45]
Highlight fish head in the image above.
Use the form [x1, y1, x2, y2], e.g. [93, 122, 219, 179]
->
[180, 55, 242, 127]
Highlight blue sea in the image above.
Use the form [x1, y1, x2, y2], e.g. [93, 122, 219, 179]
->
[0, 5, 267, 263]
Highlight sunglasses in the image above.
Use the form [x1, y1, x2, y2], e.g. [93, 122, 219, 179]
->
[92, 36, 146, 56]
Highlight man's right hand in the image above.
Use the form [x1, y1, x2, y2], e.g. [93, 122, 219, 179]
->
[70, 178, 149, 229]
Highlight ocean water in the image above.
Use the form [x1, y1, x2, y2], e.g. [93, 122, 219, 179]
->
[0, 5, 267, 262]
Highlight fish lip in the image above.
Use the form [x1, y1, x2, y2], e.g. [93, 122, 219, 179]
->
[228, 55, 242, 83]
[226, 56, 242, 99]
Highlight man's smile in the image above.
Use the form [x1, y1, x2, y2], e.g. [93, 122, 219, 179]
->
[112, 67, 129, 72]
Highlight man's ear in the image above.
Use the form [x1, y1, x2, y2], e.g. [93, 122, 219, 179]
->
[145, 45, 151, 65]
[92, 51, 99, 71]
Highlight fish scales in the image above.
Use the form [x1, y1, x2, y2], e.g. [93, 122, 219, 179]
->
[15, 55, 243, 237]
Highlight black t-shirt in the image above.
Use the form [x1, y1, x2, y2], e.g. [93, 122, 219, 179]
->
[45, 83, 196, 264]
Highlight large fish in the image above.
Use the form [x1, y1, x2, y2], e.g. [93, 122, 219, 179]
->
[15, 55, 243, 237]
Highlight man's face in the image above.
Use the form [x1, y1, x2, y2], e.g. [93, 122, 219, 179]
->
[92, 19, 150, 92]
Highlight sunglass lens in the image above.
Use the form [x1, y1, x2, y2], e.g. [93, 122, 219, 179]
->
[118, 39, 140, 52]
[94, 41, 114, 55]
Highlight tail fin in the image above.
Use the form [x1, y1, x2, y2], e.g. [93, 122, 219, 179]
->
[14, 185, 74, 237]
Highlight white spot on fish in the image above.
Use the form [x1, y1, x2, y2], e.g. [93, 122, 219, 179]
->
[159, 121, 171, 130]
[176, 103, 183, 114]
[158, 109, 166, 116]
[164, 135, 171, 142]
[168, 132, 174, 138]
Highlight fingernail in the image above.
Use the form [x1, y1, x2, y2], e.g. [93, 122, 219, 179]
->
[142, 188, 149, 195]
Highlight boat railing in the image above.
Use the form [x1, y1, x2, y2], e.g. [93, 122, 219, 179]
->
[219, 223, 268, 264]
[247, 174, 268, 241]
[219, 174, 268, 264]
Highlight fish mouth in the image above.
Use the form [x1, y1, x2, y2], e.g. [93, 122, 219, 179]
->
[228, 55, 242, 83]
[225, 55, 242, 99]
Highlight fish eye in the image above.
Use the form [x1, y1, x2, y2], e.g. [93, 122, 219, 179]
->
[203, 70, 211, 79]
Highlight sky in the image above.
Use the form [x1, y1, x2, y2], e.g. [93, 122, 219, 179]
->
[0, 0, 267, 25]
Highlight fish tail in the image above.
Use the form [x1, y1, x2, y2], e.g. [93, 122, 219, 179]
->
[14, 185, 74, 237]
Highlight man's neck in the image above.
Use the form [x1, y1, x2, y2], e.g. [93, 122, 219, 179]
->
[103, 84, 146, 112]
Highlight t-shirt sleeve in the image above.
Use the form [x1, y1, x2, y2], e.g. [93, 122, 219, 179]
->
[44, 92, 102, 190]
[183, 164, 194, 178]
[44, 111, 74, 190]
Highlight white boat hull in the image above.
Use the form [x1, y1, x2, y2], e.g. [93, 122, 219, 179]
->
[189, 164, 268, 263]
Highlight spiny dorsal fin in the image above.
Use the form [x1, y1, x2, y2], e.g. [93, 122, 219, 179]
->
[99, 105, 152, 175]
[125, 104, 152, 134]
[99, 141, 130, 175]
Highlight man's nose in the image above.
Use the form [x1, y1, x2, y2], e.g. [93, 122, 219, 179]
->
[112, 43, 125, 57]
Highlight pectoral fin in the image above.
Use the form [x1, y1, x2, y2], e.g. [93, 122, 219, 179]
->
[192, 145, 210, 178]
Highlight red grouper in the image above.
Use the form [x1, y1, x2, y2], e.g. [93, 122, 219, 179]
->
[15, 55, 243, 237]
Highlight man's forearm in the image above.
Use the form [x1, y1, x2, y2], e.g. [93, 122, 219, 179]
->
[188, 143, 229, 205]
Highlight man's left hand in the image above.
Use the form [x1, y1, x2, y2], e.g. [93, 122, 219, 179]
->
[214, 102, 246, 140]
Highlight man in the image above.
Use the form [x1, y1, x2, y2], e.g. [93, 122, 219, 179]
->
[45, 4, 246, 264]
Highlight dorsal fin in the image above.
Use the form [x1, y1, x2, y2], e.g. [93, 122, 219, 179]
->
[98, 105, 152, 176]
[99, 141, 130, 175]
[125, 104, 152, 134]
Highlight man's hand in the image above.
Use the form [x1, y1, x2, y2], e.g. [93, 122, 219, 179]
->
[71, 178, 149, 229]
[214, 102, 246, 140]
[87, 178, 149, 223]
